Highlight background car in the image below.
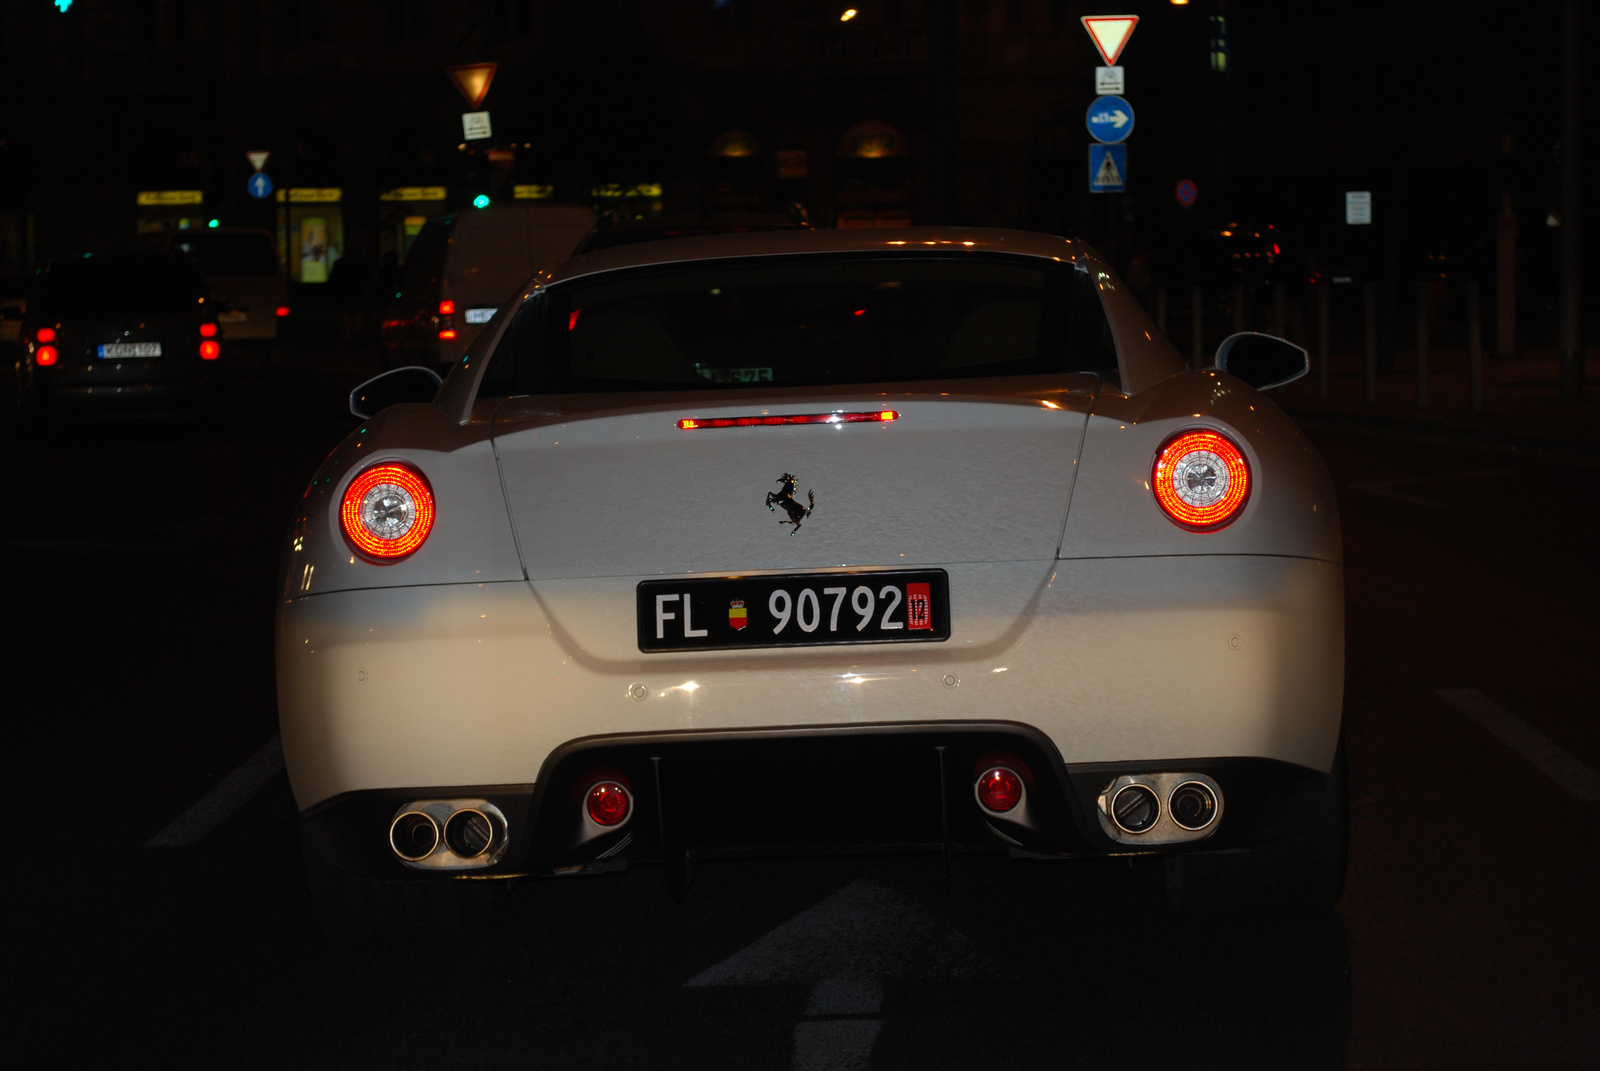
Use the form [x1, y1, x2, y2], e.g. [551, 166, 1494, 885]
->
[17, 252, 220, 408]
[281, 228, 1342, 938]
[379, 202, 595, 371]
[571, 205, 812, 255]
[128, 227, 288, 355]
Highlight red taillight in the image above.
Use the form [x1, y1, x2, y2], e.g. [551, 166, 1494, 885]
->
[339, 462, 436, 562]
[1151, 430, 1251, 531]
[586, 782, 631, 827]
[677, 410, 899, 430]
[36, 327, 55, 343]
[199, 323, 217, 338]
[275, 306, 290, 317]
[439, 300, 455, 316]
[438, 329, 457, 340]
[36, 345, 58, 366]
[568, 309, 582, 331]
[199, 340, 220, 360]
[976, 768, 1023, 813]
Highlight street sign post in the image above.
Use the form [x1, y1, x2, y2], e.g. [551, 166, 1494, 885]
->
[1095, 66, 1125, 95]
[1085, 96, 1135, 144]
[462, 112, 493, 140]
[1175, 179, 1198, 207]
[446, 64, 497, 109]
[1081, 15, 1139, 66]
[1089, 145, 1127, 193]
[247, 173, 273, 199]
[1345, 191, 1372, 224]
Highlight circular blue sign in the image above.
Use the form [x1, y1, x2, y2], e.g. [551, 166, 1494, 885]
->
[247, 172, 274, 199]
[1086, 96, 1135, 145]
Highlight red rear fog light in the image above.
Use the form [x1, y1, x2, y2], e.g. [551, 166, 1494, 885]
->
[976, 767, 1023, 813]
[585, 782, 631, 827]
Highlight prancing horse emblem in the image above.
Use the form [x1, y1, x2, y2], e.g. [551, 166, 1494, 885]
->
[765, 473, 815, 534]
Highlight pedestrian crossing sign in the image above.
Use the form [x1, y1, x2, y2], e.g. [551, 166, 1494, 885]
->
[1089, 144, 1127, 192]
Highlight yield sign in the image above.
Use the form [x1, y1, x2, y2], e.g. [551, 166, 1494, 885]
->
[446, 63, 497, 110]
[246, 151, 269, 173]
[1081, 15, 1139, 67]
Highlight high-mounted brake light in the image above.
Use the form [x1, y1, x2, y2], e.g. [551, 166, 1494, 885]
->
[36, 327, 55, 343]
[36, 346, 58, 366]
[340, 462, 436, 562]
[199, 340, 220, 360]
[199, 323, 217, 338]
[677, 410, 898, 430]
[1152, 429, 1251, 531]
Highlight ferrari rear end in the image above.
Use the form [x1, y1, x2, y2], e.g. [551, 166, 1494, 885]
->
[277, 229, 1344, 933]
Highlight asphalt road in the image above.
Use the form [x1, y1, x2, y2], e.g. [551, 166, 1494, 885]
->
[5, 360, 1596, 1069]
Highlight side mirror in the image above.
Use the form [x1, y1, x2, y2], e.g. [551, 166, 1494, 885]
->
[350, 366, 443, 419]
[1213, 332, 1309, 391]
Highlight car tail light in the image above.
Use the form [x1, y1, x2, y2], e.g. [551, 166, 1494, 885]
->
[439, 300, 455, 316]
[438, 329, 457, 340]
[36, 327, 55, 343]
[199, 340, 220, 360]
[976, 767, 1023, 813]
[1151, 430, 1251, 531]
[585, 782, 631, 827]
[340, 461, 436, 562]
[36, 345, 58, 366]
[275, 306, 290, 317]
[200, 323, 217, 338]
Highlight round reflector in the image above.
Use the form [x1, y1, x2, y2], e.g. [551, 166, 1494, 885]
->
[976, 767, 1023, 813]
[36, 345, 58, 366]
[586, 782, 631, 827]
[340, 462, 436, 561]
[199, 340, 220, 360]
[1151, 430, 1251, 531]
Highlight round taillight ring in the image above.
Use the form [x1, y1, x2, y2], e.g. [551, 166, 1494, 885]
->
[1151, 429, 1252, 531]
[585, 782, 631, 827]
[975, 767, 1024, 814]
[340, 461, 436, 562]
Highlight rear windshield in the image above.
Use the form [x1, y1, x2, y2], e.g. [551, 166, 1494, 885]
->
[30, 255, 209, 319]
[480, 254, 1115, 396]
[172, 232, 280, 276]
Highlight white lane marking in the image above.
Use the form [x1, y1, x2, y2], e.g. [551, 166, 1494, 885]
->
[685, 876, 994, 986]
[147, 735, 286, 846]
[793, 1020, 883, 1071]
[1437, 689, 1600, 802]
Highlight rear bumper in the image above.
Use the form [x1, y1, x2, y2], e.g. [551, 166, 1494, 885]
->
[301, 722, 1338, 879]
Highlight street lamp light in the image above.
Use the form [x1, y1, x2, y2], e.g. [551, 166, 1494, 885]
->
[840, 9, 858, 21]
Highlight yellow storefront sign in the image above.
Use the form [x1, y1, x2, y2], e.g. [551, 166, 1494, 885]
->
[513, 185, 555, 200]
[136, 190, 204, 206]
[379, 187, 447, 202]
[275, 188, 343, 203]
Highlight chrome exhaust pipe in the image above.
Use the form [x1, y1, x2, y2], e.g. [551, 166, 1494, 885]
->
[443, 808, 496, 859]
[1168, 781, 1219, 831]
[1109, 783, 1161, 834]
[389, 811, 440, 861]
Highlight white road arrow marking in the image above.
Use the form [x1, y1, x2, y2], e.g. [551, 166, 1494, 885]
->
[686, 877, 994, 1071]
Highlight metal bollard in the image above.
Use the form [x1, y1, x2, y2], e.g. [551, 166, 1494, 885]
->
[1363, 283, 1378, 404]
[1155, 286, 1167, 333]
[1467, 281, 1484, 413]
[1317, 283, 1331, 401]
[1415, 281, 1429, 409]
[1233, 284, 1247, 335]
[1192, 285, 1205, 370]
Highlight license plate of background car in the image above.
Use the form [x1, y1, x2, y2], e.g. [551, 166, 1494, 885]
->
[637, 570, 950, 653]
[97, 343, 162, 358]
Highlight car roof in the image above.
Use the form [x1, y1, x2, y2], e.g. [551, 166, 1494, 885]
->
[548, 227, 1089, 287]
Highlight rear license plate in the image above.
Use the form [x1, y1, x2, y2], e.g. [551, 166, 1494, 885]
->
[218, 310, 248, 323]
[638, 570, 949, 653]
[97, 342, 161, 358]
[464, 307, 497, 324]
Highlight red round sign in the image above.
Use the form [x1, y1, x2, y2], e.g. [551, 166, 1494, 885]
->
[1175, 179, 1198, 207]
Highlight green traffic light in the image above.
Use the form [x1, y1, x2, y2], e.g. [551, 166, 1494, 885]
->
[208, 218, 220, 228]
[473, 194, 490, 209]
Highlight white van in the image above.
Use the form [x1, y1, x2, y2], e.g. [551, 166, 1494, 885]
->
[135, 227, 289, 348]
[380, 203, 596, 369]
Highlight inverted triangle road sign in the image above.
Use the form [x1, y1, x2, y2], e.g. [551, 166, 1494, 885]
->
[246, 151, 269, 173]
[1081, 15, 1138, 67]
[446, 63, 497, 110]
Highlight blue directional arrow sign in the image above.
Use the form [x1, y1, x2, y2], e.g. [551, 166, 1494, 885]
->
[247, 172, 274, 199]
[1089, 144, 1127, 193]
[1086, 95, 1134, 144]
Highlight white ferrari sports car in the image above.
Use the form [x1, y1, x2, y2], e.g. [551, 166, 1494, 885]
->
[278, 228, 1344, 934]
